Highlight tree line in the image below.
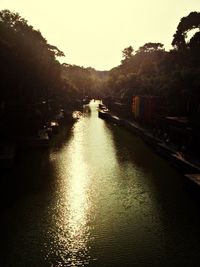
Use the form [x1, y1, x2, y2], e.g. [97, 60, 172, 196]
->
[0, 9, 107, 111]
[103, 11, 200, 124]
[0, 9, 106, 135]
[0, 9, 199, 134]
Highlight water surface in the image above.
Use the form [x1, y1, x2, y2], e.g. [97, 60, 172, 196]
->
[1, 101, 200, 267]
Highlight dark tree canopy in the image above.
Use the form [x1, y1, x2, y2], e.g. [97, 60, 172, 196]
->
[0, 9, 65, 106]
[172, 11, 200, 50]
[189, 31, 200, 49]
[137, 42, 164, 53]
[103, 11, 200, 121]
[1, 9, 200, 131]
[121, 46, 134, 63]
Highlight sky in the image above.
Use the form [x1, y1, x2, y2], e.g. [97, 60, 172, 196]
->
[0, 0, 200, 70]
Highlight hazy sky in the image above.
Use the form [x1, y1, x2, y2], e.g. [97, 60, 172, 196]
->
[0, 0, 200, 70]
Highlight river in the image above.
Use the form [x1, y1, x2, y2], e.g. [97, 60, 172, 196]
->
[1, 101, 200, 267]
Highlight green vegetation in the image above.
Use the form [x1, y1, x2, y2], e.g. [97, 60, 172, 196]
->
[0, 9, 199, 140]
[61, 64, 108, 101]
[104, 11, 200, 119]
[0, 9, 107, 113]
[0, 9, 107, 136]
[100, 11, 200, 156]
[0, 9, 64, 106]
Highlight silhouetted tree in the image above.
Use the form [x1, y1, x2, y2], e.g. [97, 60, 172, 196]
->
[189, 31, 200, 49]
[172, 11, 200, 50]
[121, 46, 134, 64]
[137, 42, 164, 53]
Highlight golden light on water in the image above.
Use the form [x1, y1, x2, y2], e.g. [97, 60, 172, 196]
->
[49, 117, 94, 266]
[43, 101, 172, 266]
[66, 132, 91, 265]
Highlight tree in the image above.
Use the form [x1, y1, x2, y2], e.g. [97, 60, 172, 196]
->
[0, 9, 65, 106]
[172, 11, 200, 50]
[189, 31, 200, 49]
[136, 42, 164, 53]
[0, 9, 77, 135]
[121, 46, 134, 63]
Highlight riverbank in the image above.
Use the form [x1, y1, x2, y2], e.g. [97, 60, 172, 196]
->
[2, 101, 200, 267]
[0, 105, 85, 169]
[98, 109, 200, 185]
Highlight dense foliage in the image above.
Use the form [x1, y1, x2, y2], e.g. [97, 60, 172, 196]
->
[0, 9, 65, 106]
[0, 9, 108, 112]
[61, 64, 108, 100]
[0, 10, 92, 134]
[104, 12, 200, 118]
[0, 9, 199, 128]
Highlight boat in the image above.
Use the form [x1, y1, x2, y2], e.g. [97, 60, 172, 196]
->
[72, 111, 82, 120]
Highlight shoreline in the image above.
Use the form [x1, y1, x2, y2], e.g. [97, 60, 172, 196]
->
[98, 109, 200, 186]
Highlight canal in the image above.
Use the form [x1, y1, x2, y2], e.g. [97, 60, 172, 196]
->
[1, 101, 200, 267]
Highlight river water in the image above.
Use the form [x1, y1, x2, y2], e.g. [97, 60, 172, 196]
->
[1, 101, 200, 267]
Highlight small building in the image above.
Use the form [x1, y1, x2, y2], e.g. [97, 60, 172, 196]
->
[132, 95, 161, 125]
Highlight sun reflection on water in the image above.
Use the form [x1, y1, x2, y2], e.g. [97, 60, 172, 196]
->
[45, 101, 121, 266]
[46, 115, 95, 266]
[66, 133, 91, 266]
